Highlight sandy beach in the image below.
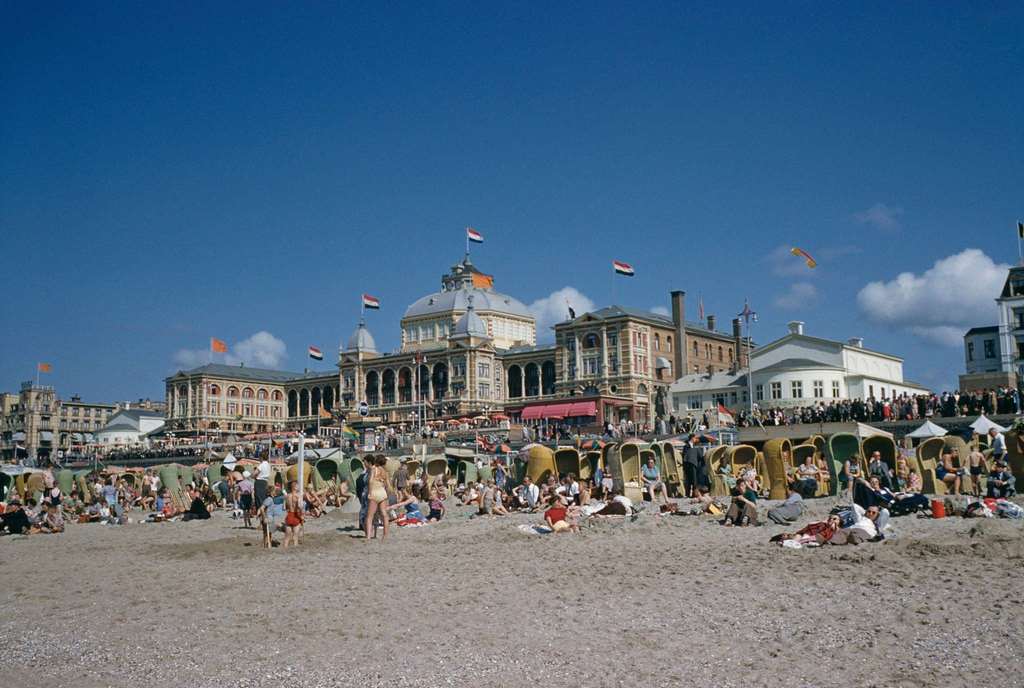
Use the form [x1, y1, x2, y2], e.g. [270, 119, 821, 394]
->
[3, 496, 1023, 688]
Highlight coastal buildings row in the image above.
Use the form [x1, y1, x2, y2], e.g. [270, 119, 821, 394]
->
[163, 256, 750, 436]
[0, 386, 164, 461]
[669, 321, 930, 413]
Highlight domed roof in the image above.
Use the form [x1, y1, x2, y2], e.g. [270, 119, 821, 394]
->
[403, 257, 533, 320]
[405, 286, 532, 320]
[344, 322, 377, 353]
[451, 297, 490, 339]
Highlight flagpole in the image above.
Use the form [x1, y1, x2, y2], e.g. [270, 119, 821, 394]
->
[36, 363, 40, 387]
[1017, 220, 1022, 266]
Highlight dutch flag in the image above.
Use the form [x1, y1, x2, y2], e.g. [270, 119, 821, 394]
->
[308, 346, 323, 361]
[466, 227, 484, 244]
[362, 293, 381, 310]
[612, 260, 635, 277]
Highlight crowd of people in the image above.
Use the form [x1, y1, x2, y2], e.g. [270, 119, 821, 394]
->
[729, 388, 1020, 428]
[2, 426, 1019, 546]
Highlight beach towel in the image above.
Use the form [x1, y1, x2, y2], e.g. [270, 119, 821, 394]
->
[516, 524, 553, 535]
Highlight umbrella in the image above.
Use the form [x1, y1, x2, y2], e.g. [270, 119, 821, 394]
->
[854, 422, 893, 440]
[970, 414, 1008, 435]
[906, 420, 948, 439]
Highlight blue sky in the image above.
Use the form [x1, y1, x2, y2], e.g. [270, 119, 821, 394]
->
[2, 2, 1021, 401]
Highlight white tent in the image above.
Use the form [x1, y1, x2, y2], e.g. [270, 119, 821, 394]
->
[854, 422, 894, 440]
[906, 420, 948, 439]
[970, 415, 1008, 435]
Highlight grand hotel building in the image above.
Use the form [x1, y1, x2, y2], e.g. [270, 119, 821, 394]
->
[164, 256, 748, 436]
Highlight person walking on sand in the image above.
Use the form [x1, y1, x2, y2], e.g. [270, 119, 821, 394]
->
[364, 455, 391, 542]
[283, 481, 304, 548]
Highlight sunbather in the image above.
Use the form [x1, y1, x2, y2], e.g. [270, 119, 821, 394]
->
[828, 504, 877, 545]
[936, 449, 964, 495]
[543, 496, 578, 533]
[767, 485, 805, 525]
[723, 477, 758, 527]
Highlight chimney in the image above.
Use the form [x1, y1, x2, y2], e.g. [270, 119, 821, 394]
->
[671, 290, 686, 379]
[787, 321, 804, 336]
[848, 337, 864, 348]
[732, 318, 743, 371]
[707, 315, 716, 332]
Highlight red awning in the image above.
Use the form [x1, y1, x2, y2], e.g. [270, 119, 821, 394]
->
[522, 401, 595, 419]
[567, 401, 597, 417]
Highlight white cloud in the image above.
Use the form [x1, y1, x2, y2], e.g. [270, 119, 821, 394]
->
[857, 249, 1008, 347]
[774, 282, 819, 310]
[854, 203, 903, 230]
[529, 287, 596, 338]
[173, 331, 288, 369]
[650, 305, 670, 317]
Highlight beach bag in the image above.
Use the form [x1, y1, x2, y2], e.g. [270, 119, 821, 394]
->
[996, 501, 1023, 519]
[830, 506, 857, 529]
[964, 501, 993, 518]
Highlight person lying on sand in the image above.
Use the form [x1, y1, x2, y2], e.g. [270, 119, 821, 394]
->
[770, 515, 841, 547]
[591, 490, 635, 516]
[828, 504, 877, 545]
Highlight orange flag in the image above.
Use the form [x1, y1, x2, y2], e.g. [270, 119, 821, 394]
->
[210, 338, 228, 353]
[37, 362, 52, 373]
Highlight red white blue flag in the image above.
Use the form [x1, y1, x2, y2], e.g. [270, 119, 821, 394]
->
[308, 346, 323, 361]
[466, 227, 484, 243]
[362, 294, 380, 310]
[612, 260, 634, 276]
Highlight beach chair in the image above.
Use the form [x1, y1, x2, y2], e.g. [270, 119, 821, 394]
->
[762, 438, 793, 500]
[916, 437, 946, 495]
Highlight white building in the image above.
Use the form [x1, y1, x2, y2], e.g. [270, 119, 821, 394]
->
[670, 321, 930, 413]
[95, 408, 165, 447]
[996, 266, 1024, 377]
[964, 326, 1001, 375]
[957, 265, 1019, 392]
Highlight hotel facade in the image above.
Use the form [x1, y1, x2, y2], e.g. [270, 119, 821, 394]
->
[164, 256, 748, 436]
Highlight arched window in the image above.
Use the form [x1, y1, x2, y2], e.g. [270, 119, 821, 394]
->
[665, 336, 672, 352]
[692, 341, 699, 356]
[272, 390, 283, 401]
[209, 384, 220, 396]
[728, 349, 733, 362]
[227, 386, 239, 398]
[717, 346, 723, 362]
[654, 333, 660, 350]
[242, 387, 254, 399]
[583, 333, 599, 349]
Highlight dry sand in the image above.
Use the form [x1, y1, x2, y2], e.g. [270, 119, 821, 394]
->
[2, 496, 1023, 688]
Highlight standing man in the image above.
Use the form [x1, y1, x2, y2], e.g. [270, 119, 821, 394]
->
[394, 460, 409, 496]
[989, 427, 1007, 465]
[254, 454, 272, 507]
[355, 465, 370, 531]
[683, 433, 705, 498]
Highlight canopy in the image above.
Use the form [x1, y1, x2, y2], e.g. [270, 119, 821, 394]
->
[854, 422, 893, 440]
[906, 420, 948, 439]
[522, 401, 597, 420]
[970, 414, 1008, 434]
